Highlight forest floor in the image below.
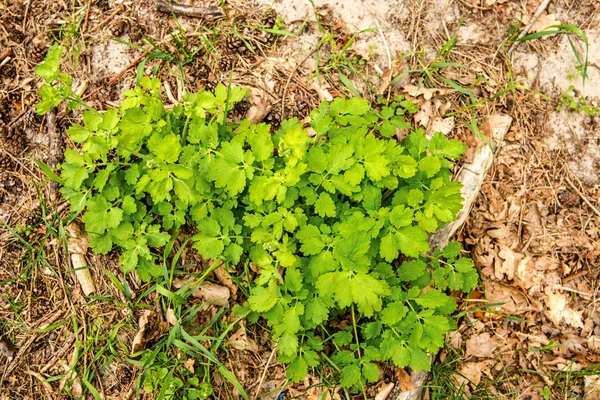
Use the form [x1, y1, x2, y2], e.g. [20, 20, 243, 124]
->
[1, 0, 600, 399]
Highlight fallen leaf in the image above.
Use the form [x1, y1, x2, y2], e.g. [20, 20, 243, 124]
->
[588, 336, 600, 352]
[131, 310, 153, 354]
[214, 264, 238, 297]
[192, 281, 230, 306]
[458, 361, 493, 386]
[496, 246, 523, 281]
[413, 100, 433, 127]
[430, 116, 455, 136]
[226, 322, 258, 352]
[446, 330, 463, 349]
[184, 358, 195, 374]
[310, 78, 333, 102]
[246, 89, 271, 123]
[377, 52, 404, 95]
[524, 13, 561, 35]
[166, 308, 177, 326]
[374, 382, 395, 400]
[465, 333, 498, 358]
[396, 368, 415, 391]
[545, 291, 584, 329]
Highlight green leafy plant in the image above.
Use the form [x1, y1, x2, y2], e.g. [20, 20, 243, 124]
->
[556, 85, 598, 117]
[36, 45, 478, 394]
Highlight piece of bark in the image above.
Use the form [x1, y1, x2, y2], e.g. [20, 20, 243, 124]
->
[156, 1, 223, 18]
[66, 223, 96, 296]
[390, 114, 512, 400]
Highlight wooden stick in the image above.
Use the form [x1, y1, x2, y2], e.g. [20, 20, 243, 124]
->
[156, 1, 223, 18]
[390, 114, 512, 400]
[508, 0, 552, 56]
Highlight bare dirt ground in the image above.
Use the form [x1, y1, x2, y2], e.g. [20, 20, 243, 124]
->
[1, 0, 599, 399]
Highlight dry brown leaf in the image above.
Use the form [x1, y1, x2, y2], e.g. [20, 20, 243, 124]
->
[246, 89, 271, 123]
[484, 280, 531, 315]
[309, 78, 334, 102]
[446, 330, 463, 349]
[184, 358, 195, 374]
[377, 53, 404, 95]
[458, 361, 494, 386]
[588, 336, 600, 352]
[584, 375, 600, 400]
[166, 308, 177, 326]
[545, 291, 584, 329]
[413, 100, 433, 127]
[396, 368, 415, 391]
[524, 13, 561, 35]
[374, 382, 395, 400]
[496, 246, 523, 281]
[193, 281, 230, 306]
[465, 333, 498, 358]
[226, 323, 258, 352]
[214, 264, 238, 297]
[430, 116, 455, 136]
[131, 310, 153, 354]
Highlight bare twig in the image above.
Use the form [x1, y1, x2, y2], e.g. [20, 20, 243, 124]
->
[564, 171, 600, 217]
[508, 0, 553, 56]
[156, 1, 223, 18]
[253, 344, 278, 400]
[81, 0, 93, 34]
[0, 47, 12, 63]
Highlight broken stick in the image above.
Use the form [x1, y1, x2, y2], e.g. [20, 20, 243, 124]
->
[156, 1, 223, 18]
[389, 114, 513, 400]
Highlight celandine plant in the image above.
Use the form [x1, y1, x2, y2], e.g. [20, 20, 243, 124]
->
[36, 45, 478, 392]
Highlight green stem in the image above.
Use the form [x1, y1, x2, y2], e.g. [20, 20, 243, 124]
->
[350, 304, 361, 358]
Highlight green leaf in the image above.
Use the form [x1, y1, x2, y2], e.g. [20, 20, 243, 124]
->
[380, 301, 408, 326]
[414, 290, 454, 311]
[408, 347, 431, 372]
[147, 133, 182, 163]
[381, 338, 410, 368]
[397, 260, 427, 282]
[349, 273, 390, 317]
[362, 362, 379, 383]
[248, 282, 278, 312]
[395, 155, 418, 178]
[394, 226, 430, 258]
[67, 124, 92, 142]
[429, 132, 466, 159]
[296, 225, 326, 255]
[340, 363, 361, 387]
[304, 296, 329, 325]
[35, 44, 63, 82]
[192, 219, 225, 259]
[454, 257, 474, 273]
[287, 355, 308, 382]
[82, 196, 123, 234]
[315, 193, 336, 218]
[344, 97, 370, 116]
[332, 330, 353, 347]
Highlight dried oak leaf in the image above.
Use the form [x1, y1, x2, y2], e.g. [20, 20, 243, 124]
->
[545, 291, 584, 329]
[465, 332, 499, 358]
